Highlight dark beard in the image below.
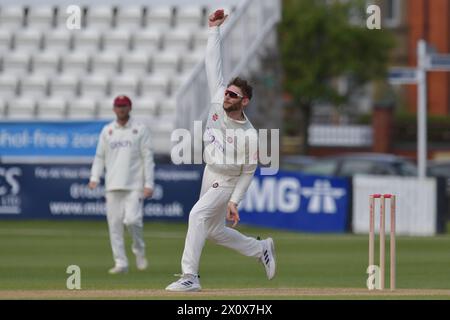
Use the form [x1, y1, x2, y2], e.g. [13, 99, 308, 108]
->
[117, 114, 130, 123]
[223, 101, 241, 113]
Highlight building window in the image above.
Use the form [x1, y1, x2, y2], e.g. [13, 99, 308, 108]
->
[383, 0, 401, 28]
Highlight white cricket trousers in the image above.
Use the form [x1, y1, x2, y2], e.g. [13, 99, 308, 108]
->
[106, 190, 146, 268]
[181, 167, 263, 275]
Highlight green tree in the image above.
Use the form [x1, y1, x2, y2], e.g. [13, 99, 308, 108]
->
[279, 0, 395, 152]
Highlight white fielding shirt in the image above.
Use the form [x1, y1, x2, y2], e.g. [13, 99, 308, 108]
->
[90, 118, 155, 192]
[204, 26, 258, 205]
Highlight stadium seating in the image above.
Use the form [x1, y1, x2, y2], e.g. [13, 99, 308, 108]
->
[31, 52, 60, 75]
[170, 72, 191, 94]
[85, 6, 114, 31]
[7, 97, 36, 119]
[180, 50, 205, 74]
[44, 29, 73, 53]
[152, 52, 180, 75]
[0, 74, 19, 98]
[0, 98, 6, 117]
[14, 29, 43, 51]
[49, 74, 79, 98]
[121, 51, 151, 76]
[79, 74, 109, 98]
[0, 30, 13, 52]
[163, 29, 193, 51]
[60, 52, 90, 75]
[139, 73, 171, 98]
[27, 6, 55, 30]
[20, 74, 49, 98]
[102, 29, 131, 52]
[159, 98, 177, 116]
[110, 75, 139, 97]
[175, 5, 205, 30]
[192, 29, 209, 52]
[145, 6, 173, 31]
[116, 5, 144, 30]
[36, 97, 67, 119]
[97, 95, 119, 118]
[72, 29, 101, 53]
[66, 98, 97, 119]
[132, 29, 162, 52]
[131, 97, 158, 117]
[55, 5, 77, 29]
[149, 115, 177, 151]
[2, 52, 31, 75]
[0, 5, 25, 31]
[0, 3, 223, 151]
[90, 52, 121, 76]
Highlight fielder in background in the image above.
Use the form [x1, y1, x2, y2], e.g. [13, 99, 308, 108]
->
[166, 9, 276, 292]
[89, 95, 155, 274]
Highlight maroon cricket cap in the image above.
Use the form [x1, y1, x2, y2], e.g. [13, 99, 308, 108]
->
[113, 95, 132, 108]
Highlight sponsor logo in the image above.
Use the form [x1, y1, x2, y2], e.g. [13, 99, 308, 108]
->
[0, 167, 22, 214]
[109, 140, 132, 149]
[301, 180, 346, 214]
[241, 177, 346, 214]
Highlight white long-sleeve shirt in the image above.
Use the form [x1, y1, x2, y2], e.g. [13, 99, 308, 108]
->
[205, 26, 258, 205]
[90, 117, 155, 192]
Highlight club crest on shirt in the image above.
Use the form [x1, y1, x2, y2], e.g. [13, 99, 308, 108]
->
[108, 129, 113, 135]
[226, 136, 233, 144]
[212, 182, 219, 188]
[212, 113, 219, 121]
[133, 129, 138, 134]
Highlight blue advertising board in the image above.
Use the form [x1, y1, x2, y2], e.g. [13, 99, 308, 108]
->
[0, 161, 350, 233]
[239, 169, 351, 233]
[0, 121, 108, 157]
[0, 163, 203, 220]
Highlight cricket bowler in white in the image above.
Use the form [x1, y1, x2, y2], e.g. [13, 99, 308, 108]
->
[166, 10, 276, 292]
[89, 95, 155, 274]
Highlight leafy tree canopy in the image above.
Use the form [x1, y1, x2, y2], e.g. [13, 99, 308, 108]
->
[279, 0, 395, 108]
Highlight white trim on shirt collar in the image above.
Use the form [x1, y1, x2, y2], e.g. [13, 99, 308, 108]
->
[227, 112, 248, 124]
[114, 117, 133, 128]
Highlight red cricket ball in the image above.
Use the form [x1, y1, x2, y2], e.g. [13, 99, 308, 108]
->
[214, 9, 224, 20]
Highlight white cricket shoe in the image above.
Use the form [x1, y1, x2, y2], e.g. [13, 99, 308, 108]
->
[260, 237, 276, 280]
[165, 274, 201, 292]
[108, 266, 128, 274]
[136, 255, 148, 271]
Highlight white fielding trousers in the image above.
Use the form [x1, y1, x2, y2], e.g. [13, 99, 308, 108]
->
[181, 167, 263, 275]
[106, 190, 146, 268]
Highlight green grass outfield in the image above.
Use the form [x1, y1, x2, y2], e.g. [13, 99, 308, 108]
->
[0, 220, 449, 300]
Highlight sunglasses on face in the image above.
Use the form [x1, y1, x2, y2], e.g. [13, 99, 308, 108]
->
[225, 89, 244, 99]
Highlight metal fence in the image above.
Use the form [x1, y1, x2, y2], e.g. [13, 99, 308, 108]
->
[308, 124, 373, 147]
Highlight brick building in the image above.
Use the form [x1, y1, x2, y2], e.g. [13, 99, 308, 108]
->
[407, 0, 450, 116]
[282, 0, 450, 157]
